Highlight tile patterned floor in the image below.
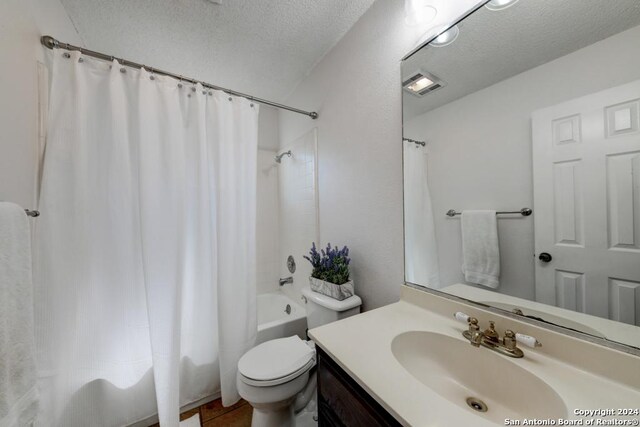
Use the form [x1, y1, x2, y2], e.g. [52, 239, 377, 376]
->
[150, 398, 252, 427]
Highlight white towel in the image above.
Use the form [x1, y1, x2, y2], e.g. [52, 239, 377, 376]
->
[0, 202, 38, 427]
[461, 210, 500, 288]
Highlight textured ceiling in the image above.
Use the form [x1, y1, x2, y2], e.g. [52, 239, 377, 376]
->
[403, 0, 640, 118]
[59, 0, 375, 102]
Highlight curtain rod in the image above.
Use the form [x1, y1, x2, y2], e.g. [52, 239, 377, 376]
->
[41, 35, 318, 120]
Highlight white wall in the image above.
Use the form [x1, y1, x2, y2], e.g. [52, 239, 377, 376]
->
[278, 0, 481, 310]
[0, 0, 82, 209]
[404, 25, 640, 300]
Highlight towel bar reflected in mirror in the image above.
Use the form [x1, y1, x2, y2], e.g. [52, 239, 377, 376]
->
[446, 208, 532, 217]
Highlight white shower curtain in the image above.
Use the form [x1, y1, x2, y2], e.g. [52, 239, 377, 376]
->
[403, 140, 440, 288]
[33, 50, 258, 427]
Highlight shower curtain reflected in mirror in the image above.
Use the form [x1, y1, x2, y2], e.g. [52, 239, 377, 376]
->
[34, 50, 258, 427]
[403, 140, 440, 288]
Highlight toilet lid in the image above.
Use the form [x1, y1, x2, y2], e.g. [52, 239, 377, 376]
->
[238, 336, 315, 382]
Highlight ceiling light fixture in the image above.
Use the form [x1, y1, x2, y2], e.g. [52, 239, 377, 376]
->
[404, 0, 437, 27]
[402, 71, 446, 97]
[485, 0, 520, 11]
[429, 25, 459, 47]
[407, 76, 434, 93]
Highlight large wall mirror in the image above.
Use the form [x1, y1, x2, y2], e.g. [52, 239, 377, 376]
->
[402, 0, 640, 350]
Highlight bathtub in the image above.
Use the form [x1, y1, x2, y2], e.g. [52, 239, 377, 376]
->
[256, 292, 308, 344]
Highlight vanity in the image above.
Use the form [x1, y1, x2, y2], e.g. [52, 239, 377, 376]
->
[311, 285, 640, 426]
[316, 347, 400, 426]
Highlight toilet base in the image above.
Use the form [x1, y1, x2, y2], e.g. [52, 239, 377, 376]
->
[249, 393, 317, 427]
[293, 393, 318, 427]
[251, 403, 295, 427]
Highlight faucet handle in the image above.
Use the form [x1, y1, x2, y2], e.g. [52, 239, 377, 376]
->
[467, 317, 479, 331]
[515, 333, 542, 348]
[503, 330, 517, 350]
[453, 311, 471, 323]
[504, 330, 542, 350]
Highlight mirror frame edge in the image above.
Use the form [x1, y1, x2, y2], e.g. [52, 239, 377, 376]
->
[399, 0, 640, 358]
[403, 283, 640, 357]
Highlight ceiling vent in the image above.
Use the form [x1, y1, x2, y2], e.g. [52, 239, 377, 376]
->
[402, 71, 446, 97]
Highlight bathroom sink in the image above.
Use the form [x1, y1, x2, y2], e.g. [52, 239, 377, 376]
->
[391, 331, 567, 424]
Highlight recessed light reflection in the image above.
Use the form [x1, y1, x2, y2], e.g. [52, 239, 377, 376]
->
[429, 25, 459, 48]
[404, 0, 437, 26]
[485, 0, 520, 11]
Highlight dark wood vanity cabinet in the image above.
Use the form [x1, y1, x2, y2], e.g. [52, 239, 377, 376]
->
[317, 347, 402, 427]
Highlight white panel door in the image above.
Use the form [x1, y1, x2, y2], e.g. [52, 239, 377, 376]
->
[532, 80, 640, 326]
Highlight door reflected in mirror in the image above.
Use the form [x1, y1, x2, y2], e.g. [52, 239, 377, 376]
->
[402, 0, 640, 349]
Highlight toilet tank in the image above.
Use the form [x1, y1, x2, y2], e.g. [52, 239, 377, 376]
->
[301, 287, 362, 329]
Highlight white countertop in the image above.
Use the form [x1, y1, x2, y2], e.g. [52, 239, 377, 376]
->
[309, 286, 640, 427]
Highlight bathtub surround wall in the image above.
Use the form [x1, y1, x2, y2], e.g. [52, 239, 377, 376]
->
[278, 129, 319, 304]
[403, 25, 640, 300]
[257, 149, 281, 295]
[278, 0, 481, 310]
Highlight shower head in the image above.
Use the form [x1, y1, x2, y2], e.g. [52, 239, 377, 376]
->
[275, 150, 292, 163]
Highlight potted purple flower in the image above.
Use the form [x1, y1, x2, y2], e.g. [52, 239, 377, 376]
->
[303, 242, 354, 300]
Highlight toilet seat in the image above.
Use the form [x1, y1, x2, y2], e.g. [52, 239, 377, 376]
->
[238, 336, 316, 387]
[240, 358, 315, 387]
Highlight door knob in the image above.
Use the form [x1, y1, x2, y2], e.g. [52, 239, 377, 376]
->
[538, 252, 552, 263]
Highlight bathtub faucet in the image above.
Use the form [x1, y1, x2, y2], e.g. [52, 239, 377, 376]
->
[279, 276, 293, 286]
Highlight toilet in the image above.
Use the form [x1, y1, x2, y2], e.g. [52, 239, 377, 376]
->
[237, 287, 362, 427]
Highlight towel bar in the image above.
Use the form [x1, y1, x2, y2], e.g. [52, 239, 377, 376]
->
[446, 208, 532, 217]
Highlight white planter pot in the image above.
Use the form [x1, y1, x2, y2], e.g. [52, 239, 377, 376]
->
[309, 277, 354, 301]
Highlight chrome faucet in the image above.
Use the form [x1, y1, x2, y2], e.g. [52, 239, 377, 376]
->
[279, 276, 293, 286]
[455, 312, 542, 358]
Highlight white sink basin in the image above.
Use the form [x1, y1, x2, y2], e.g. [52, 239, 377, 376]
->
[391, 331, 567, 424]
